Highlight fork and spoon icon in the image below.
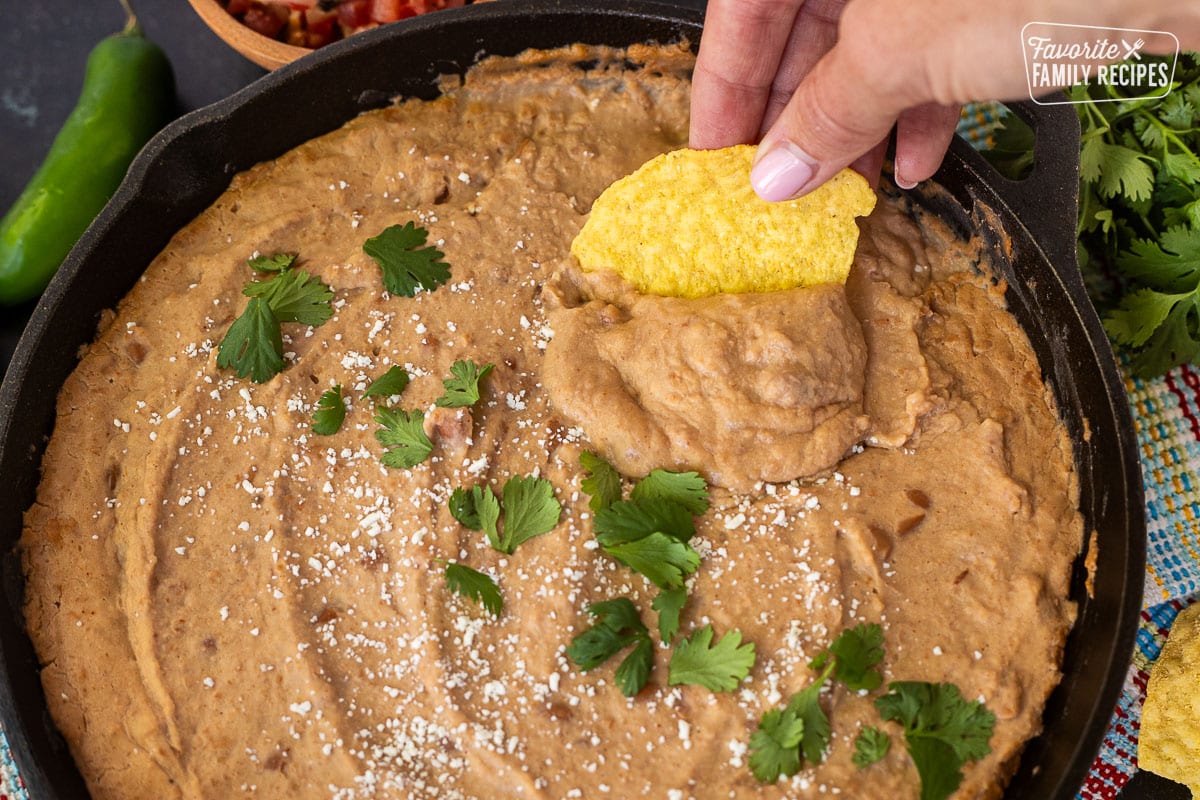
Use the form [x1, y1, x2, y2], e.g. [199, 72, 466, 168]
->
[1121, 37, 1146, 59]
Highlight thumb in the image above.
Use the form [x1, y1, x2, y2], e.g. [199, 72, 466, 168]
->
[749, 31, 923, 201]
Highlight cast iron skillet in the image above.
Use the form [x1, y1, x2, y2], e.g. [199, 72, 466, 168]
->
[0, 1, 1144, 797]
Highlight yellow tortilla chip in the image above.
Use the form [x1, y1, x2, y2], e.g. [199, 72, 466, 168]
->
[1140, 601, 1200, 799]
[571, 144, 876, 298]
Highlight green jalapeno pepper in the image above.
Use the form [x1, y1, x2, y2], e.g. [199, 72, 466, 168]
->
[0, 4, 175, 306]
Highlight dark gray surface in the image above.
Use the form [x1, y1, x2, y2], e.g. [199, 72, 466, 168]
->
[0, 0, 264, 377]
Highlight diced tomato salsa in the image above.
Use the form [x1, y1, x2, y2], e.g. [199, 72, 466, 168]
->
[220, 0, 468, 49]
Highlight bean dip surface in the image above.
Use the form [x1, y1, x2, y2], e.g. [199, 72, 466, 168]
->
[22, 44, 1081, 800]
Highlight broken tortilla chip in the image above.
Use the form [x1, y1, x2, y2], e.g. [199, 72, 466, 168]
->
[1139, 601, 1200, 799]
[570, 144, 876, 298]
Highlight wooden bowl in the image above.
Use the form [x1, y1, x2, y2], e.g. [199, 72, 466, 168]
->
[187, 0, 312, 70]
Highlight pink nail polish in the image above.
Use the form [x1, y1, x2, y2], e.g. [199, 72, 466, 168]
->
[751, 142, 817, 201]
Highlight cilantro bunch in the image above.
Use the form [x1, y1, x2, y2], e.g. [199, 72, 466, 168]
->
[567, 456, 756, 696]
[988, 53, 1200, 376]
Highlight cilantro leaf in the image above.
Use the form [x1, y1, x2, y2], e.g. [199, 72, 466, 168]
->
[604, 532, 700, 590]
[875, 681, 996, 800]
[1164, 150, 1200, 184]
[614, 636, 654, 698]
[787, 670, 833, 766]
[216, 297, 283, 383]
[449, 486, 481, 530]
[981, 117, 1035, 180]
[243, 268, 334, 326]
[436, 359, 493, 408]
[566, 598, 653, 696]
[363, 365, 410, 399]
[906, 738, 964, 800]
[498, 475, 561, 553]
[651, 586, 687, 643]
[583, 597, 645, 633]
[594, 498, 695, 547]
[442, 562, 502, 616]
[1103, 287, 1188, 348]
[1107, 290, 1200, 376]
[852, 726, 891, 768]
[312, 385, 346, 436]
[363, 221, 451, 297]
[473, 484, 502, 550]
[809, 622, 885, 692]
[374, 407, 433, 468]
[1119, 227, 1200, 293]
[567, 624, 641, 671]
[748, 656, 834, 784]
[457, 478, 557, 555]
[668, 625, 755, 691]
[580, 451, 622, 512]
[248, 252, 297, 272]
[749, 707, 805, 783]
[630, 469, 710, 515]
[1080, 138, 1155, 202]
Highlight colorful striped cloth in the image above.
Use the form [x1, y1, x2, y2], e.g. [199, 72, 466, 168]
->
[1077, 367, 1200, 800]
[0, 110, 1190, 800]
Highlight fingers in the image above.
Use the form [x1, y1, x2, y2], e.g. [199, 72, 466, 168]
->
[690, 0, 807, 149]
[749, 0, 1032, 201]
[750, 31, 916, 201]
[758, 0, 849, 136]
[850, 139, 889, 189]
[894, 102, 962, 188]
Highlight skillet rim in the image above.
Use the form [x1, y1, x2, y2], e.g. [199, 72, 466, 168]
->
[0, 1, 1144, 796]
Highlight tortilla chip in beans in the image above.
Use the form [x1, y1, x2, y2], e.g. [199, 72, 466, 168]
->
[571, 145, 876, 298]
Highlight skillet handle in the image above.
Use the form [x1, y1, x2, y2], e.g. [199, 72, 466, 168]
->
[959, 98, 1082, 272]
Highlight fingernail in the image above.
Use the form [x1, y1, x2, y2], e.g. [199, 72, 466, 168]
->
[751, 142, 818, 202]
[895, 172, 918, 190]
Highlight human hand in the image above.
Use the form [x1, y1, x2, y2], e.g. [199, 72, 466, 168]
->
[688, 0, 1062, 200]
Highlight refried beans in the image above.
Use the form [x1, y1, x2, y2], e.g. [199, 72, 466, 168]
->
[21, 43, 1082, 800]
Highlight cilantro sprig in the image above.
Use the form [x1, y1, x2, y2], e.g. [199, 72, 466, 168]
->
[573, 457, 741, 695]
[809, 621, 885, 692]
[374, 407, 432, 468]
[243, 268, 333, 326]
[580, 451, 622, 511]
[449, 475, 561, 554]
[363, 221, 451, 297]
[312, 385, 346, 436]
[217, 297, 283, 383]
[853, 726, 892, 768]
[582, 456, 711, 647]
[668, 625, 756, 692]
[216, 252, 334, 383]
[748, 623, 884, 783]
[247, 252, 297, 272]
[436, 359, 494, 408]
[748, 706, 806, 783]
[566, 598, 655, 697]
[440, 561, 502, 616]
[650, 586, 687, 642]
[875, 682, 995, 800]
[363, 365, 410, 399]
[584, 457, 708, 607]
